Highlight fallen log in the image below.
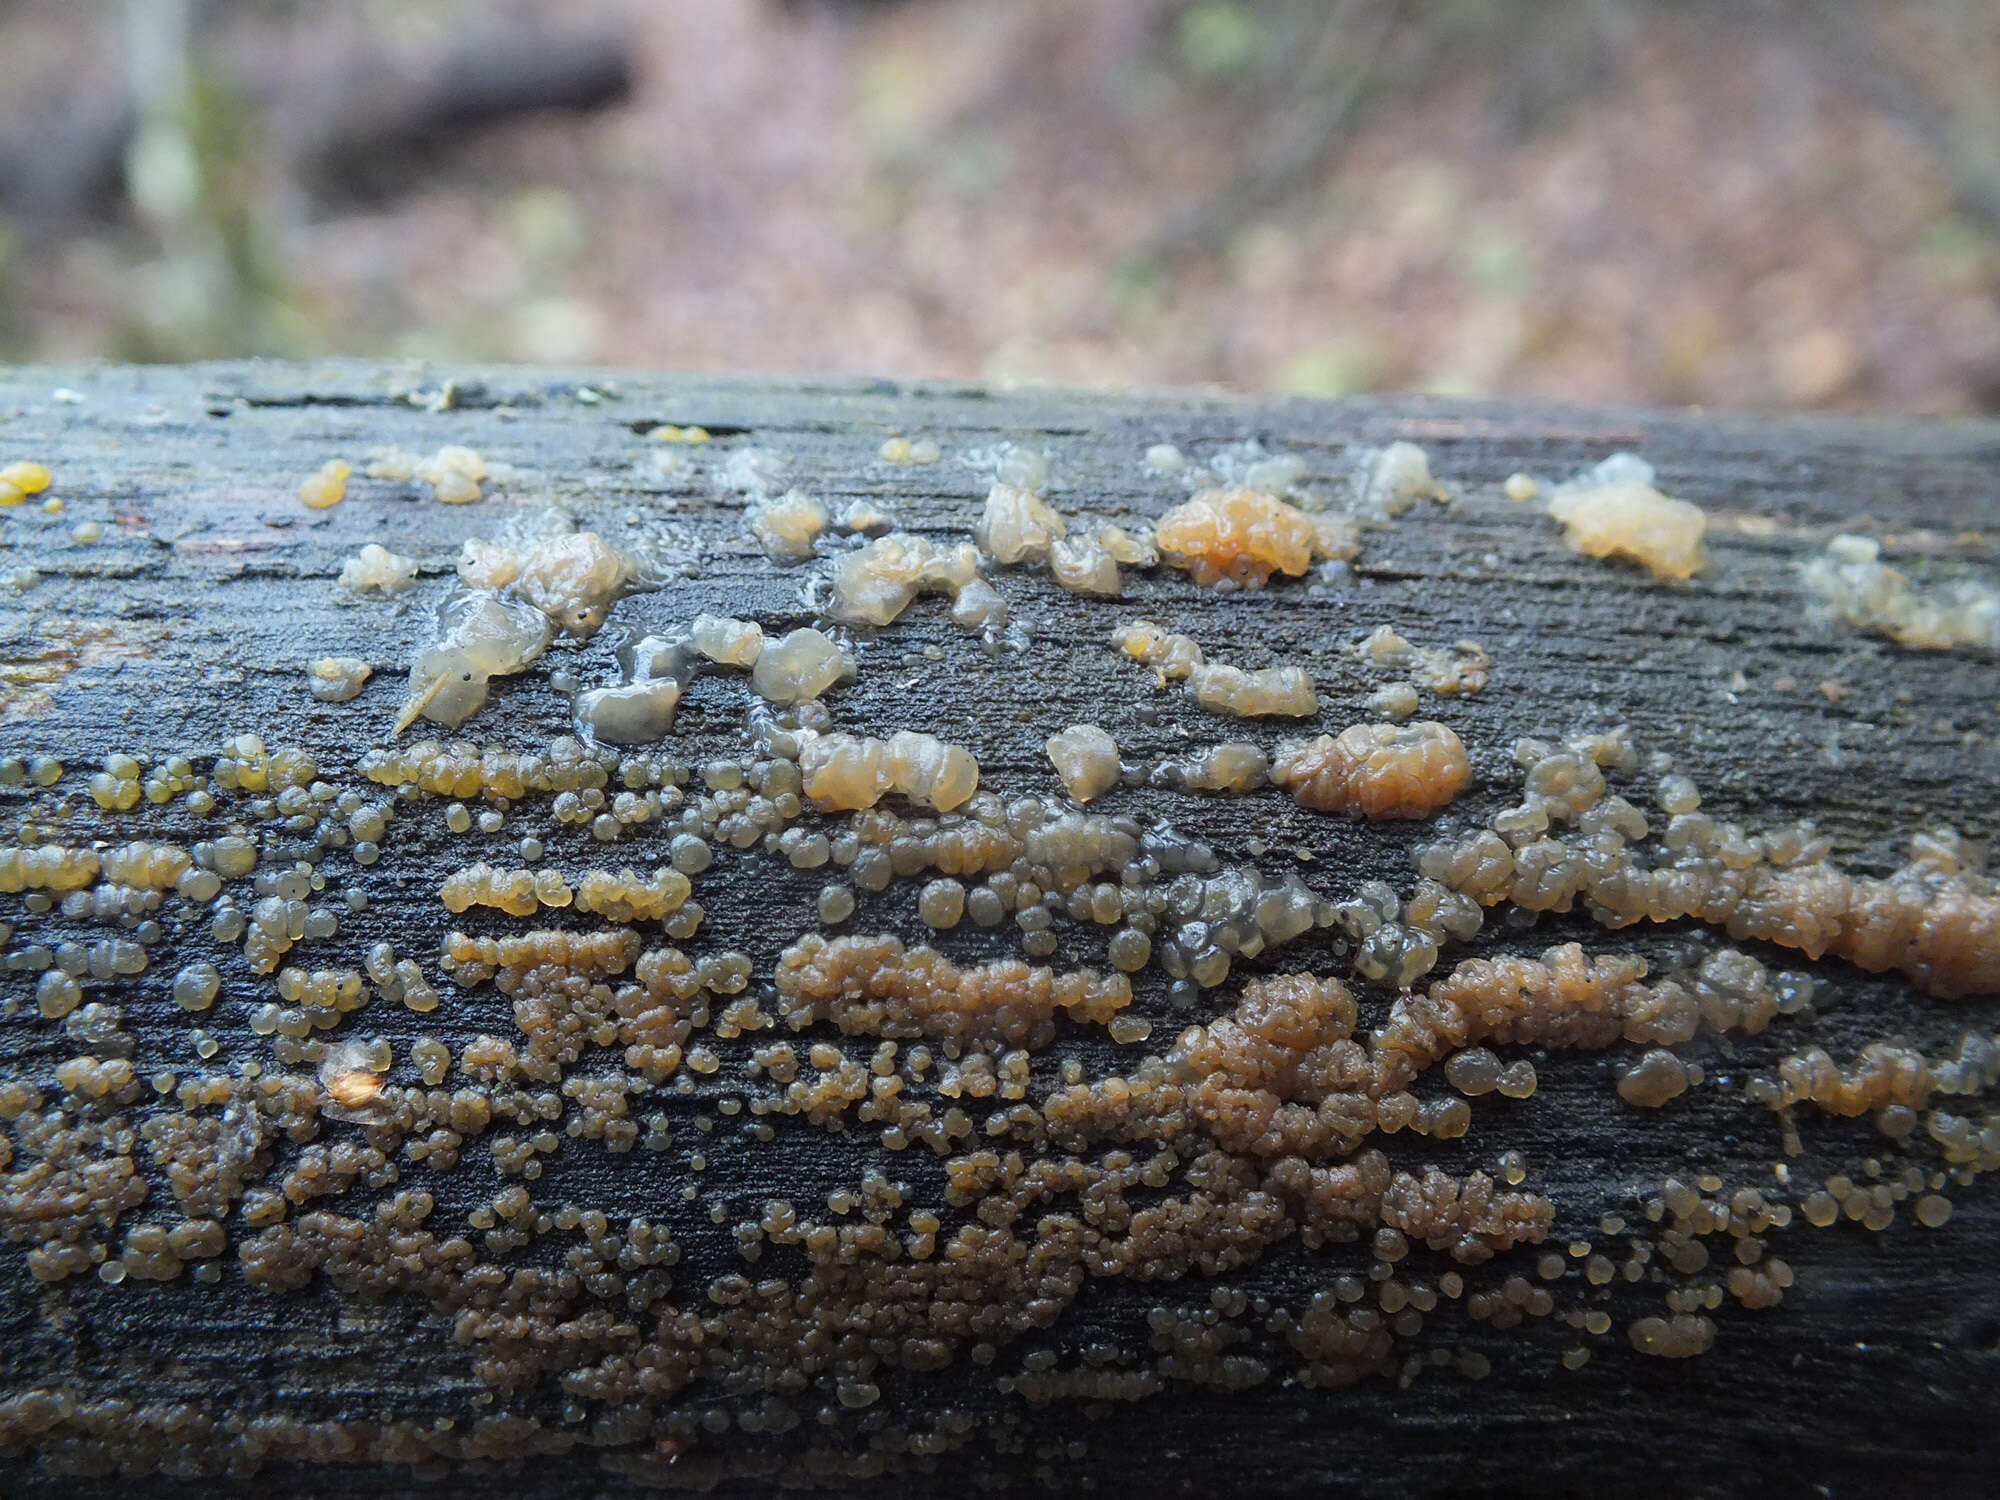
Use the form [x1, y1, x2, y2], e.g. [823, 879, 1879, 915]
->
[1, 362, 1998, 1498]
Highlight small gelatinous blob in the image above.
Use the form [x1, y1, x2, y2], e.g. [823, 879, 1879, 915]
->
[1616, 1048, 1691, 1107]
[397, 593, 553, 732]
[917, 878, 966, 928]
[1048, 534, 1122, 596]
[307, 657, 372, 703]
[1545, 454, 1706, 579]
[1045, 725, 1121, 803]
[337, 543, 418, 596]
[950, 577, 1009, 631]
[750, 628, 852, 705]
[509, 532, 638, 637]
[574, 636, 686, 744]
[967, 440, 1050, 490]
[1915, 1194, 1954, 1228]
[724, 445, 790, 494]
[299, 460, 351, 510]
[1156, 487, 1318, 587]
[835, 498, 895, 534]
[171, 962, 221, 1012]
[1312, 512, 1362, 562]
[1504, 472, 1539, 503]
[1274, 722, 1471, 820]
[1113, 620, 1205, 680]
[1098, 525, 1158, 567]
[0, 460, 53, 499]
[1800, 534, 2000, 651]
[1145, 443, 1185, 472]
[747, 489, 826, 563]
[1367, 682, 1421, 720]
[1188, 662, 1319, 719]
[1443, 1047, 1503, 1096]
[1159, 741, 1269, 793]
[418, 445, 487, 505]
[799, 730, 979, 812]
[690, 614, 765, 667]
[976, 484, 1067, 565]
[1358, 441, 1446, 516]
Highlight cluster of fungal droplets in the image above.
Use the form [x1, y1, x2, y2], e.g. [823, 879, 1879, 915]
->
[972, 457, 1156, 600]
[1111, 621, 1319, 718]
[392, 527, 643, 733]
[1800, 533, 2000, 650]
[365, 443, 508, 505]
[572, 612, 853, 744]
[1354, 625, 1492, 703]
[830, 532, 1005, 633]
[1419, 733, 2000, 999]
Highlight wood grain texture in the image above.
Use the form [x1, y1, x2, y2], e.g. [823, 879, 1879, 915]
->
[2, 361, 1999, 1499]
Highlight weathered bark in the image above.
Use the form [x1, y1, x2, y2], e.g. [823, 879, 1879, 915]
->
[1, 362, 1998, 1499]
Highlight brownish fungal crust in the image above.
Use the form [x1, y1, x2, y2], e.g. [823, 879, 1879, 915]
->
[774, 933, 1131, 1048]
[3, 368, 2000, 1497]
[1420, 761, 2000, 999]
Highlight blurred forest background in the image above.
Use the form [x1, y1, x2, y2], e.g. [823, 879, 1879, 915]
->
[1, 0, 1998, 411]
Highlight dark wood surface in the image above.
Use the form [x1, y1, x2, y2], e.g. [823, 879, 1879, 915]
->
[2, 361, 1998, 1498]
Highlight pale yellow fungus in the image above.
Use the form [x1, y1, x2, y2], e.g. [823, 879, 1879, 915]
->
[1546, 455, 1706, 579]
[299, 460, 351, 510]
